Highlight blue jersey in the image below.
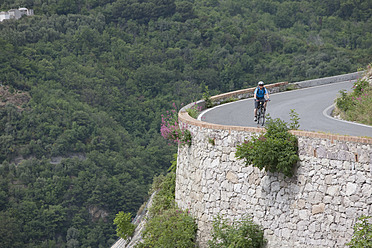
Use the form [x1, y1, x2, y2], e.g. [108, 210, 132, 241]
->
[254, 87, 267, 98]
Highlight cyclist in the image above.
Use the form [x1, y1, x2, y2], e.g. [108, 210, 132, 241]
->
[254, 81, 270, 122]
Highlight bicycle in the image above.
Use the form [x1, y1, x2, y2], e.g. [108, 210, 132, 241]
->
[256, 99, 269, 126]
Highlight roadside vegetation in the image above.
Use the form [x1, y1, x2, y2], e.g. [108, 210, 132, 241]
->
[335, 64, 372, 126]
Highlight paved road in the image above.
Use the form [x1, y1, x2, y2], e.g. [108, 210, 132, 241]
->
[199, 81, 372, 138]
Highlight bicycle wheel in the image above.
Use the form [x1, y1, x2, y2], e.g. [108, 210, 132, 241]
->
[257, 107, 261, 124]
[261, 107, 265, 126]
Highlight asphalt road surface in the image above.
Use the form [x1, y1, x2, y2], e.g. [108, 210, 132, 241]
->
[199, 80, 372, 138]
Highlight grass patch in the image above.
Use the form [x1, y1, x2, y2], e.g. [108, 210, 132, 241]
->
[219, 97, 238, 104]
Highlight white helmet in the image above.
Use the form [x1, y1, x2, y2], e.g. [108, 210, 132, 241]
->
[258, 81, 264, 86]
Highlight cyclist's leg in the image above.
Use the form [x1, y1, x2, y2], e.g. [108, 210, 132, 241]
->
[254, 100, 258, 121]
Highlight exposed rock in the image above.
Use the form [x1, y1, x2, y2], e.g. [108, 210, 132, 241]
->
[88, 206, 109, 222]
[0, 85, 30, 110]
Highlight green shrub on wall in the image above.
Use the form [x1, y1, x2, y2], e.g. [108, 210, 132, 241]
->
[113, 212, 136, 240]
[138, 208, 197, 248]
[137, 168, 198, 247]
[235, 112, 300, 178]
[208, 215, 266, 248]
[347, 216, 372, 248]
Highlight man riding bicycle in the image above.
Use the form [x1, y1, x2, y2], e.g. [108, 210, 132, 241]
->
[254, 81, 270, 122]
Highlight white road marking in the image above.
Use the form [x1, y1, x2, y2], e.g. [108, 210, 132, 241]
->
[322, 104, 372, 129]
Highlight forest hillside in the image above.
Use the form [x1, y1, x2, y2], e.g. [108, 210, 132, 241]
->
[0, 0, 371, 247]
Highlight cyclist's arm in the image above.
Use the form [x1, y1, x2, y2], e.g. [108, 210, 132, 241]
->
[265, 89, 270, 99]
[254, 88, 258, 100]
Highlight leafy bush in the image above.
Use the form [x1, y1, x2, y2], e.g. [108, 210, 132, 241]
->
[336, 89, 354, 112]
[138, 208, 197, 248]
[161, 103, 192, 146]
[114, 212, 136, 240]
[137, 170, 198, 248]
[208, 215, 266, 248]
[235, 112, 299, 177]
[347, 216, 372, 248]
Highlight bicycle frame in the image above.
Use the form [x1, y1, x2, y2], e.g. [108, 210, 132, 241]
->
[257, 99, 266, 126]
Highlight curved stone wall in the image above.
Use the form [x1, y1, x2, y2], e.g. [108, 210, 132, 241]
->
[175, 82, 372, 247]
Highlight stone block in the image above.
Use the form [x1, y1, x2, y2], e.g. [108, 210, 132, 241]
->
[281, 228, 291, 240]
[345, 182, 358, 196]
[349, 194, 360, 203]
[271, 181, 280, 192]
[297, 175, 306, 186]
[221, 180, 233, 192]
[297, 220, 309, 231]
[299, 210, 309, 220]
[346, 208, 357, 218]
[326, 185, 339, 196]
[325, 175, 333, 184]
[229, 152, 235, 161]
[211, 157, 220, 168]
[308, 192, 323, 204]
[362, 184, 372, 197]
[226, 171, 238, 183]
[297, 199, 306, 209]
[312, 203, 325, 214]
[233, 183, 242, 193]
[323, 195, 333, 204]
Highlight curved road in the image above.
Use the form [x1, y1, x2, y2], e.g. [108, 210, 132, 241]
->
[199, 80, 372, 138]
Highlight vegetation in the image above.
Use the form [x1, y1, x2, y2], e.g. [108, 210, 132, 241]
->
[138, 208, 197, 248]
[203, 86, 214, 108]
[114, 211, 136, 240]
[0, 0, 371, 246]
[219, 97, 238, 105]
[208, 215, 266, 248]
[335, 65, 372, 125]
[137, 170, 198, 247]
[236, 111, 300, 177]
[186, 103, 202, 119]
[161, 103, 192, 146]
[347, 216, 372, 248]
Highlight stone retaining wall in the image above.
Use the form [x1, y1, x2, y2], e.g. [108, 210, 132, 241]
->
[175, 80, 372, 247]
[293, 71, 364, 88]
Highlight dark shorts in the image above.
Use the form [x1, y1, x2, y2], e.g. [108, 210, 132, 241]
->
[254, 98, 266, 108]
